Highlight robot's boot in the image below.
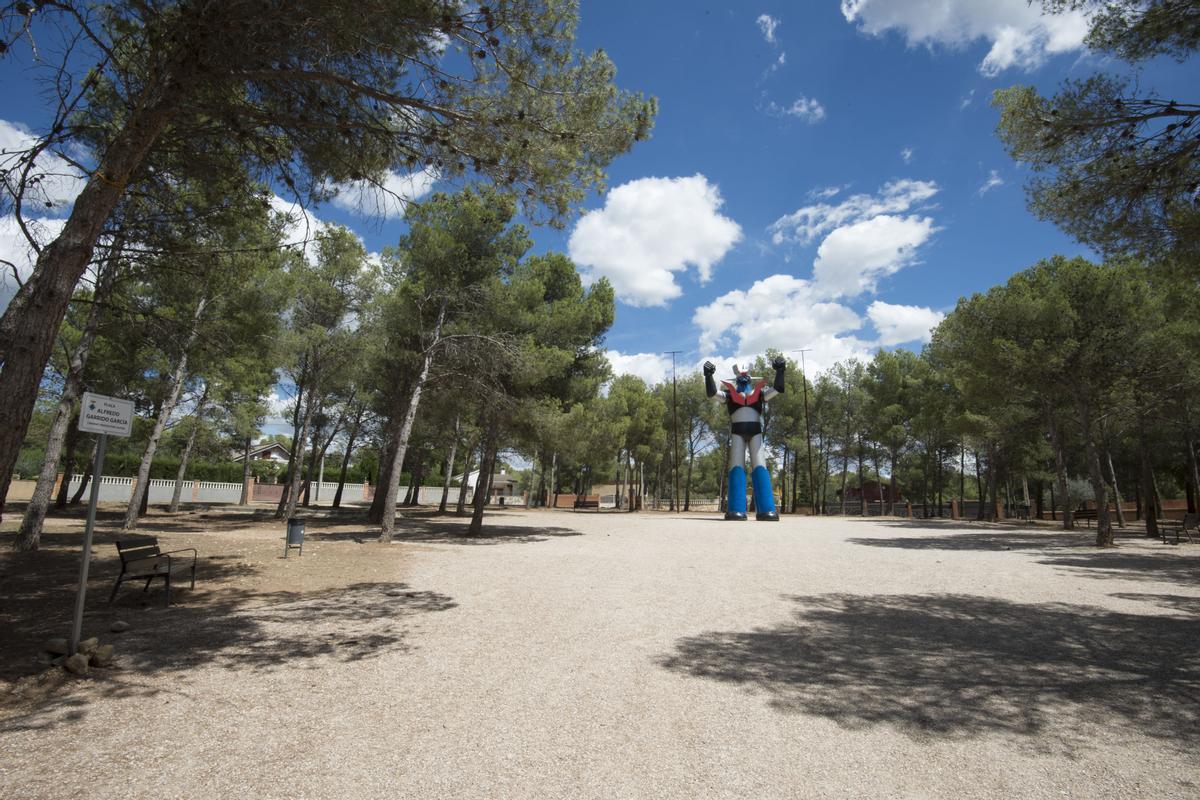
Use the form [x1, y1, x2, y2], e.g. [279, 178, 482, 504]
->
[752, 465, 779, 521]
[725, 465, 748, 521]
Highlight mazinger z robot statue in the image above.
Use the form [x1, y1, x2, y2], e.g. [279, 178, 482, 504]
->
[704, 357, 786, 521]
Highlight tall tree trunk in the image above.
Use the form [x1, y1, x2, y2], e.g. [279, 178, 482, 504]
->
[280, 384, 317, 523]
[456, 442, 477, 515]
[974, 449, 985, 520]
[889, 448, 899, 516]
[368, 426, 398, 523]
[15, 249, 119, 550]
[627, 450, 636, 513]
[55, 422, 80, 509]
[1186, 429, 1200, 516]
[301, 421, 322, 507]
[238, 435, 253, 505]
[468, 418, 499, 535]
[380, 300, 447, 541]
[275, 358, 310, 519]
[685, 446, 695, 511]
[1078, 398, 1113, 546]
[405, 454, 425, 506]
[921, 446, 931, 518]
[857, 435, 866, 516]
[122, 297, 208, 530]
[959, 441, 965, 509]
[1047, 413, 1073, 529]
[1105, 446, 1126, 528]
[439, 416, 461, 514]
[0, 97, 179, 521]
[71, 438, 98, 505]
[168, 382, 210, 512]
[718, 438, 729, 512]
[985, 442, 999, 522]
[332, 404, 366, 509]
[871, 447, 884, 515]
[840, 437, 850, 516]
[535, 450, 547, 508]
[1139, 426, 1159, 539]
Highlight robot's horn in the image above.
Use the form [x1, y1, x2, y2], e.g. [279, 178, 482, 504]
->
[730, 363, 739, 375]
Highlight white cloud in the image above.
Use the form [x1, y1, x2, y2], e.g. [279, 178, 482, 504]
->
[606, 351, 674, 386]
[329, 168, 437, 220]
[770, 178, 939, 246]
[693, 274, 871, 374]
[867, 300, 945, 345]
[0, 215, 66, 313]
[0, 119, 87, 216]
[960, 88, 976, 109]
[809, 185, 843, 200]
[569, 174, 742, 307]
[767, 96, 827, 123]
[841, 0, 1090, 75]
[270, 194, 336, 261]
[757, 14, 781, 44]
[813, 214, 938, 298]
[901, 147, 914, 164]
[977, 169, 1005, 195]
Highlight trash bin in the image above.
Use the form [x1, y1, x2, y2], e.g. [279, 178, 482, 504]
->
[284, 518, 305, 557]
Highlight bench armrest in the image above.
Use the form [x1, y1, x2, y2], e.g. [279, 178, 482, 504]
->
[158, 547, 198, 562]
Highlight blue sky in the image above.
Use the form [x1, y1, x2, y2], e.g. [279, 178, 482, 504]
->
[2, 1, 1194, 390]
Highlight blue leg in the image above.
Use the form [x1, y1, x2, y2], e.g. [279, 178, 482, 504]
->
[726, 466, 747, 520]
[752, 466, 779, 521]
[724, 434, 748, 520]
[748, 434, 779, 521]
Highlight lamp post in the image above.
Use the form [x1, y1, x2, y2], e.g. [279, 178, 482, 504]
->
[793, 348, 816, 515]
[664, 350, 683, 512]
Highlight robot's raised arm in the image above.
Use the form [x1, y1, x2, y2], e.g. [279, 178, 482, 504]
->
[703, 361, 726, 402]
[762, 356, 786, 400]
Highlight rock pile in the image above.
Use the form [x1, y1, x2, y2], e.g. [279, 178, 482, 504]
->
[42, 629, 125, 676]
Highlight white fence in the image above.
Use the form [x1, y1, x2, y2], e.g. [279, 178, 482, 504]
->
[64, 475, 246, 504]
[59, 475, 525, 507]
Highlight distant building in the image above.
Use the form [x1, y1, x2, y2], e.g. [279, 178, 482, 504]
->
[457, 470, 520, 502]
[842, 479, 905, 504]
[232, 442, 291, 463]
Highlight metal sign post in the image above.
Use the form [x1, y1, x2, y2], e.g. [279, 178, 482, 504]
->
[69, 392, 133, 656]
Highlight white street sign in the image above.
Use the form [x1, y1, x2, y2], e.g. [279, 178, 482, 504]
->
[78, 392, 133, 438]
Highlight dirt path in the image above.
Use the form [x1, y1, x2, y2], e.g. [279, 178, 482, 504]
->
[2, 510, 1198, 799]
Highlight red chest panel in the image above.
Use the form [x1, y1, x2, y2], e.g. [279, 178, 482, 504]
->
[721, 380, 767, 407]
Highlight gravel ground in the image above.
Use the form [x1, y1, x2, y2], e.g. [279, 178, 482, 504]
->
[2, 510, 1198, 799]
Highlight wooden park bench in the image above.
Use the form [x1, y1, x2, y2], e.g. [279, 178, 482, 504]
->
[573, 496, 601, 511]
[1158, 513, 1198, 545]
[108, 537, 197, 607]
[1073, 508, 1099, 527]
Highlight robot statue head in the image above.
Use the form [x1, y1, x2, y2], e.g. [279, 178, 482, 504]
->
[731, 364, 752, 393]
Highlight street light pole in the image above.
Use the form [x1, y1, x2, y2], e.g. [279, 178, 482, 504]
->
[665, 350, 683, 513]
[793, 348, 816, 516]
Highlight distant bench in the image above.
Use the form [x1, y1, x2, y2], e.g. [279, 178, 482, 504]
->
[109, 537, 197, 607]
[1073, 508, 1099, 527]
[573, 496, 600, 511]
[1158, 513, 1197, 545]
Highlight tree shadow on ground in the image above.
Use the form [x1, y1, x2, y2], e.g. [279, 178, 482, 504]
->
[1038, 552, 1199, 586]
[0, 529, 456, 732]
[659, 593, 1199, 750]
[0, 531, 253, 680]
[838, 517, 1047, 532]
[304, 517, 583, 546]
[848, 529, 1101, 552]
[1110, 593, 1200, 614]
